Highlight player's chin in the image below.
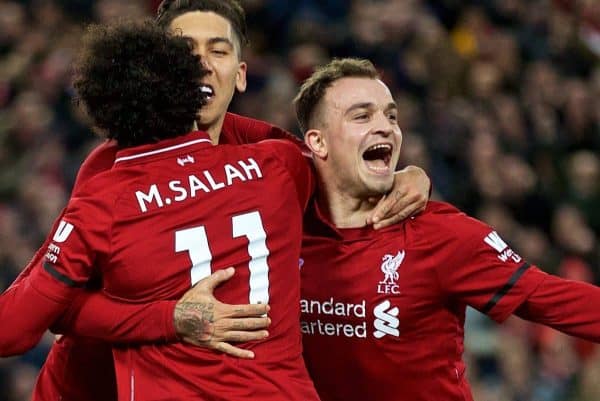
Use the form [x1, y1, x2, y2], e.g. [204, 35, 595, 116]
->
[362, 177, 394, 198]
[196, 106, 222, 126]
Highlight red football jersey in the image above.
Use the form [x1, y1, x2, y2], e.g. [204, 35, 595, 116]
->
[24, 113, 307, 401]
[37, 130, 318, 401]
[300, 201, 547, 401]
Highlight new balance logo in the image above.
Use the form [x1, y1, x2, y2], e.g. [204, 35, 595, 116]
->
[52, 220, 74, 243]
[484, 231, 522, 263]
[177, 155, 195, 166]
[373, 300, 399, 338]
[484, 231, 507, 252]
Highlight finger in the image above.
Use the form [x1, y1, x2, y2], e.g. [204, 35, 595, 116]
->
[221, 330, 269, 343]
[196, 267, 235, 291]
[372, 190, 409, 223]
[367, 194, 387, 224]
[214, 342, 256, 359]
[221, 303, 270, 318]
[217, 317, 271, 332]
[373, 201, 421, 230]
[373, 213, 403, 230]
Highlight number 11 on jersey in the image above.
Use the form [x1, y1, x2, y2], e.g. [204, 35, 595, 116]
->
[175, 211, 270, 304]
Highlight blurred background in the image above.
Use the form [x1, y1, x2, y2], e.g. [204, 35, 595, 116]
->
[0, 0, 598, 400]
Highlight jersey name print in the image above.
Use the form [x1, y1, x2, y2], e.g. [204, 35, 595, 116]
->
[133, 157, 263, 213]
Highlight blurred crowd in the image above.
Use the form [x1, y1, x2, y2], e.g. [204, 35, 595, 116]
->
[0, 0, 598, 400]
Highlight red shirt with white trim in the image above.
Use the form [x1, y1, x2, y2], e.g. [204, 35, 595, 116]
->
[34, 131, 316, 401]
[3, 113, 311, 401]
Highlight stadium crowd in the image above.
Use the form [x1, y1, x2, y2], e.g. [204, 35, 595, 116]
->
[0, 0, 598, 400]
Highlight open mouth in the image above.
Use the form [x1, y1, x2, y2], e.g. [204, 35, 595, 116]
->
[362, 143, 393, 173]
[200, 84, 214, 101]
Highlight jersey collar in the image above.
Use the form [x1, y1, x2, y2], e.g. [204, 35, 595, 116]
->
[113, 131, 212, 165]
[305, 197, 385, 242]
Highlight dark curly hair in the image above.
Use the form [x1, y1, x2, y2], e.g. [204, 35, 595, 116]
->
[156, 0, 248, 51]
[73, 20, 208, 147]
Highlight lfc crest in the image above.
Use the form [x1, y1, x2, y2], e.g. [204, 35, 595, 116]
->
[377, 250, 404, 294]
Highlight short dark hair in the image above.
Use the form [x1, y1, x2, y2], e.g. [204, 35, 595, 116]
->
[156, 0, 248, 50]
[73, 20, 208, 147]
[294, 58, 380, 133]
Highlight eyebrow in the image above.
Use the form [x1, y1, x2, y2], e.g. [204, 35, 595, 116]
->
[384, 102, 398, 112]
[207, 37, 234, 48]
[344, 102, 398, 115]
[344, 102, 374, 115]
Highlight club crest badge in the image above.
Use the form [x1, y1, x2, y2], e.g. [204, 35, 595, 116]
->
[377, 250, 404, 294]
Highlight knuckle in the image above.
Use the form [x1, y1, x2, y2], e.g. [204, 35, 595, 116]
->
[394, 189, 405, 200]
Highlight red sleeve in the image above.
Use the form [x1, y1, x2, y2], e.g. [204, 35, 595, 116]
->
[7, 214, 65, 290]
[0, 264, 77, 356]
[418, 203, 546, 322]
[515, 274, 600, 342]
[53, 292, 178, 343]
[0, 184, 113, 355]
[51, 178, 182, 344]
[264, 139, 315, 212]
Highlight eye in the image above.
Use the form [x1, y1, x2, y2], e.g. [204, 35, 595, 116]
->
[353, 113, 369, 121]
[211, 49, 229, 56]
[387, 112, 398, 123]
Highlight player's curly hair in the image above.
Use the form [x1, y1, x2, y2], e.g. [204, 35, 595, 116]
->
[73, 20, 208, 147]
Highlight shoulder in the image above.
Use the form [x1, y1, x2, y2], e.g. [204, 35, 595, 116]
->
[70, 167, 122, 214]
[222, 112, 273, 141]
[224, 112, 270, 128]
[413, 201, 466, 225]
[76, 140, 118, 185]
[410, 201, 492, 241]
[223, 112, 303, 146]
[243, 139, 304, 162]
[260, 138, 303, 153]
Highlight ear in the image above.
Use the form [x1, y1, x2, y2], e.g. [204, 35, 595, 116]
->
[235, 61, 247, 93]
[305, 129, 327, 159]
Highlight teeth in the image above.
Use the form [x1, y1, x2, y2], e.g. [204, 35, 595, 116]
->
[366, 144, 392, 152]
[200, 86, 214, 96]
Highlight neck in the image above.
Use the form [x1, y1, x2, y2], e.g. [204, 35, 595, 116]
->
[315, 172, 380, 229]
[195, 113, 226, 144]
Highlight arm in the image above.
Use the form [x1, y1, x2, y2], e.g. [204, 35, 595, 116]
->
[0, 141, 118, 355]
[422, 203, 546, 322]
[53, 291, 178, 343]
[0, 264, 76, 356]
[514, 274, 600, 342]
[54, 268, 270, 358]
[7, 222, 62, 290]
[367, 165, 431, 229]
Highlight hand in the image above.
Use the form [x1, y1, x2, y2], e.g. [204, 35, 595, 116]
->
[174, 267, 270, 359]
[367, 165, 430, 229]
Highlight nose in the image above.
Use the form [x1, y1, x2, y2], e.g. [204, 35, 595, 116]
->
[192, 46, 213, 73]
[372, 111, 395, 137]
[198, 56, 213, 73]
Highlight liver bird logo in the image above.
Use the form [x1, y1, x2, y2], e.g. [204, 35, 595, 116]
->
[380, 250, 405, 284]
